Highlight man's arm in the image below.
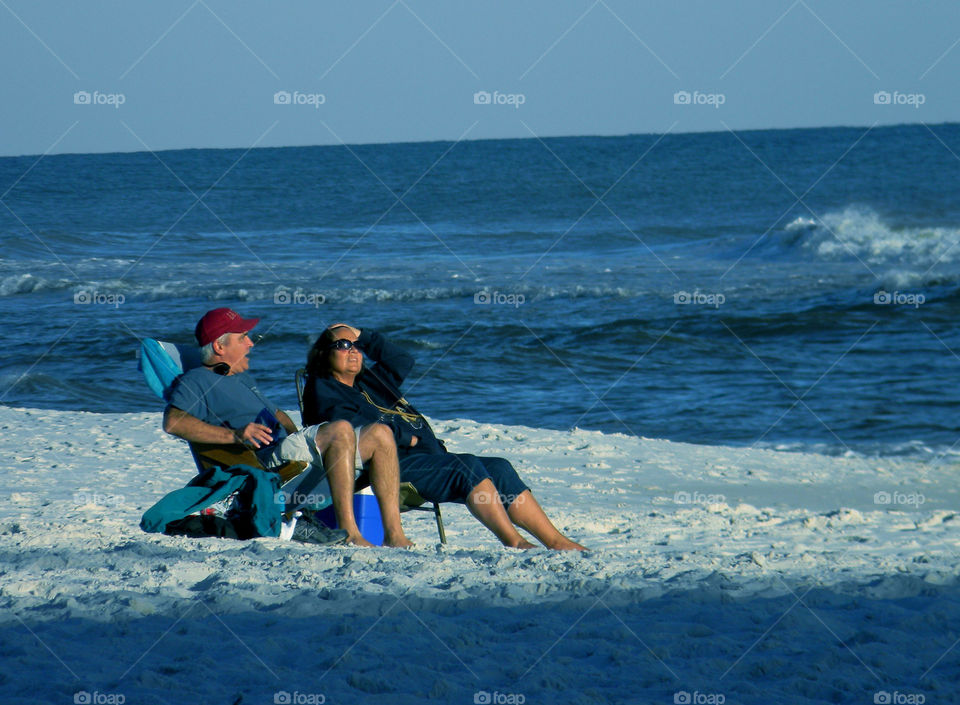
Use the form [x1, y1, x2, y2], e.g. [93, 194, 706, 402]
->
[163, 406, 274, 448]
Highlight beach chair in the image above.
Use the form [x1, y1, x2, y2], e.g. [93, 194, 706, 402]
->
[138, 339, 308, 486]
[295, 368, 446, 543]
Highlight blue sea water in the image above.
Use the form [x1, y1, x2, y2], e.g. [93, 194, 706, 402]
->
[3, 124, 960, 459]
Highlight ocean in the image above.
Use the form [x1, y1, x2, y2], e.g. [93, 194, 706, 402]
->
[3, 123, 960, 459]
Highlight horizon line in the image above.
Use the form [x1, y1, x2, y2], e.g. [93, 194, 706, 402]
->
[2, 119, 956, 160]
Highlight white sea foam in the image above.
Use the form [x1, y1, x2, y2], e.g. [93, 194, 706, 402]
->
[784, 216, 817, 230]
[786, 207, 960, 287]
[213, 284, 643, 305]
[0, 273, 58, 296]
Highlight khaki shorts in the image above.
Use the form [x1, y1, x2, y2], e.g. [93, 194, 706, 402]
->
[256, 422, 362, 475]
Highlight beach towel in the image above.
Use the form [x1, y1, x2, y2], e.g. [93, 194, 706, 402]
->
[140, 463, 283, 539]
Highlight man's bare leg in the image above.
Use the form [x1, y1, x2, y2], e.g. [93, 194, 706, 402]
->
[465, 479, 536, 548]
[313, 420, 373, 547]
[358, 423, 413, 548]
[507, 490, 586, 551]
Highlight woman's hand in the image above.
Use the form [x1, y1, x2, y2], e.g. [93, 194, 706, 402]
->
[409, 436, 419, 447]
[328, 322, 360, 338]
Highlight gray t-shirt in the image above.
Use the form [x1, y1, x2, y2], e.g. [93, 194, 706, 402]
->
[167, 367, 283, 437]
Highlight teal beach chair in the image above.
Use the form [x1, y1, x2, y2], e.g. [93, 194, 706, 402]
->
[138, 339, 308, 486]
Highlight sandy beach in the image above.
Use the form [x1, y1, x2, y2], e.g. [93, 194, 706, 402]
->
[1, 405, 956, 704]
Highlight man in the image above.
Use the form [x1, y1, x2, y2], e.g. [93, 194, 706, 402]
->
[303, 323, 586, 551]
[163, 308, 413, 548]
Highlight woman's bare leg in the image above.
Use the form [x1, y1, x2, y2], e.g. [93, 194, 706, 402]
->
[466, 479, 536, 548]
[358, 423, 413, 548]
[507, 490, 586, 551]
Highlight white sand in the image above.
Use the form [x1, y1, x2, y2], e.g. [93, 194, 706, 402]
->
[1, 405, 957, 704]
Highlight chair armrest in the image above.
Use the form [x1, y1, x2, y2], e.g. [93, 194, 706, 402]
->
[190, 442, 307, 484]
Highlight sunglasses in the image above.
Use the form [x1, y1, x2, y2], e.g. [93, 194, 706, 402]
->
[328, 339, 361, 352]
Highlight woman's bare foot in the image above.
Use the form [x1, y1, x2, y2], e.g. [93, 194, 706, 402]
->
[546, 537, 587, 551]
[506, 538, 538, 549]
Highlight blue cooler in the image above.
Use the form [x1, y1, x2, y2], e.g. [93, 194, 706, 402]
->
[314, 487, 384, 545]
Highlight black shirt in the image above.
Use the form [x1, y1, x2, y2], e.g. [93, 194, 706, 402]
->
[303, 329, 445, 457]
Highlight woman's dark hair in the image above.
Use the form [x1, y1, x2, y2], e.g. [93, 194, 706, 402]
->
[305, 329, 338, 378]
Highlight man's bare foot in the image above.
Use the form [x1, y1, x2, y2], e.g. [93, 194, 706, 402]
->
[547, 537, 587, 551]
[345, 533, 374, 547]
[384, 533, 415, 548]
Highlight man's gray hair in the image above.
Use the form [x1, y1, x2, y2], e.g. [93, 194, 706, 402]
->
[199, 332, 231, 364]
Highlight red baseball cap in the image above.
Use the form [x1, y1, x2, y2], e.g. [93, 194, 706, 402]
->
[195, 308, 259, 346]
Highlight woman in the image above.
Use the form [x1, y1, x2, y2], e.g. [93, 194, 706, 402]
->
[303, 323, 586, 551]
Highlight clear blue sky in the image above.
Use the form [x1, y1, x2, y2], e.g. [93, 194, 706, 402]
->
[2, 0, 957, 156]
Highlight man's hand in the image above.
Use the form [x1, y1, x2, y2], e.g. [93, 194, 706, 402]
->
[328, 322, 360, 338]
[409, 435, 419, 447]
[235, 422, 274, 449]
